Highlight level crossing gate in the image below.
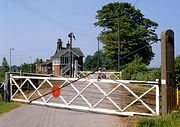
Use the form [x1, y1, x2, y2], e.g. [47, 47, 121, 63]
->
[9, 73, 160, 116]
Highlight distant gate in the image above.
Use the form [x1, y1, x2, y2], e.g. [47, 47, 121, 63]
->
[75, 71, 122, 80]
[10, 73, 160, 116]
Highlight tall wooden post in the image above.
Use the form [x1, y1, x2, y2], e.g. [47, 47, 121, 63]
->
[4, 72, 11, 102]
[161, 29, 176, 115]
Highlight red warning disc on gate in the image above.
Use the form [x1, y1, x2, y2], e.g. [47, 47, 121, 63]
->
[52, 85, 61, 97]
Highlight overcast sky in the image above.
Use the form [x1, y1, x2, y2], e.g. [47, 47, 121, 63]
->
[0, 0, 180, 67]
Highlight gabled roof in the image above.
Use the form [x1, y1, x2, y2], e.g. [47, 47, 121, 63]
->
[51, 48, 84, 59]
[37, 60, 52, 66]
[41, 60, 52, 66]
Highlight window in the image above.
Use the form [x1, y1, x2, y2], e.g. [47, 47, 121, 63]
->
[61, 57, 69, 64]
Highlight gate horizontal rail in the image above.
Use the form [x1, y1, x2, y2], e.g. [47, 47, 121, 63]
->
[10, 75, 160, 116]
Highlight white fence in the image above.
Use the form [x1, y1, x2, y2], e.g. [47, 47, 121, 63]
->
[10, 74, 160, 116]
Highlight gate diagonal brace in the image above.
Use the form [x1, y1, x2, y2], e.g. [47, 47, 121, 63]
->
[0, 82, 4, 89]
[11, 78, 29, 101]
[92, 82, 123, 111]
[27, 78, 46, 103]
[27, 79, 46, 101]
[67, 80, 92, 107]
[122, 84, 156, 114]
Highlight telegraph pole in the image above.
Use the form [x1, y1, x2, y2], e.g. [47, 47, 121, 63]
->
[118, 20, 120, 71]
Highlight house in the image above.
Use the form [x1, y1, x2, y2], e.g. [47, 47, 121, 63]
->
[36, 38, 84, 76]
[51, 39, 84, 76]
[36, 60, 52, 74]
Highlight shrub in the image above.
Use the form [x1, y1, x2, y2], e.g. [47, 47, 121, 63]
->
[122, 56, 148, 80]
[122, 56, 160, 81]
[131, 69, 160, 81]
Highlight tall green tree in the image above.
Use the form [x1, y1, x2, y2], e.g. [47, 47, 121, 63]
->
[94, 2, 158, 70]
[2, 57, 9, 72]
[0, 57, 9, 77]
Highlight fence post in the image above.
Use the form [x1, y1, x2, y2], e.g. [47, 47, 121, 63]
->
[161, 29, 176, 115]
[4, 72, 11, 102]
[156, 84, 160, 115]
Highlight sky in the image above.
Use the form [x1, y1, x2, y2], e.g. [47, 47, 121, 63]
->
[0, 0, 180, 68]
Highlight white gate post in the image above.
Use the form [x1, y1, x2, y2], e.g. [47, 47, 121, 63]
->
[156, 85, 160, 115]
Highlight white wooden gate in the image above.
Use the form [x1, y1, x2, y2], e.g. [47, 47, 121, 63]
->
[10, 74, 159, 116]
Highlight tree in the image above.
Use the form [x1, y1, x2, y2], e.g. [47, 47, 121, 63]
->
[94, 2, 158, 70]
[84, 55, 93, 71]
[21, 63, 30, 73]
[34, 58, 43, 64]
[20, 58, 43, 73]
[84, 50, 113, 71]
[175, 55, 180, 83]
[0, 57, 9, 77]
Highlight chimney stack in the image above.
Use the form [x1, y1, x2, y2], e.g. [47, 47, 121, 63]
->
[66, 41, 70, 49]
[57, 39, 62, 50]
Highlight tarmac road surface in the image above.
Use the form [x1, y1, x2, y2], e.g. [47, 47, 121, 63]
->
[0, 104, 137, 127]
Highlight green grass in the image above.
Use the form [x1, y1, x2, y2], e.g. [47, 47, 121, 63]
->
[0, 100, 21, 115]
[136, 112, 180, 127]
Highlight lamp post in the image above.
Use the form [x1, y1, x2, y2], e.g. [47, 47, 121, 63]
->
[68, 32, 75, 78]
[30, 56, 32, 73]
[97, 36, 100, 68]
[9, 48, 14, 72]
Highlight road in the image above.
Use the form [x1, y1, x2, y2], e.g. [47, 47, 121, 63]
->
[0, 104, 137, 127]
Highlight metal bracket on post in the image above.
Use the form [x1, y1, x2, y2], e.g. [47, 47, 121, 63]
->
[161, 79, 166, 85]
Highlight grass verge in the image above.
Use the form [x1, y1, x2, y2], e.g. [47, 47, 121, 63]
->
[136, 111, 180, 127]
[0, 100, 21, 116]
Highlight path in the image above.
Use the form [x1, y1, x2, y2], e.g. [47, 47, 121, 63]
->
[0, 104, 138, 127]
